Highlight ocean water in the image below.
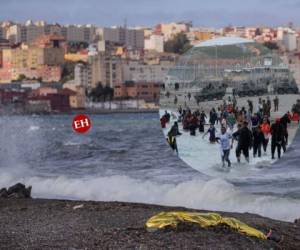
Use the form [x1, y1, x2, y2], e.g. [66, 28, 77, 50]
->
[0, 113, 300, 222]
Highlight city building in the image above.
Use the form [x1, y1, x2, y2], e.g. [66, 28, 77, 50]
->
[245, 27, 257, 39]
[64, 52, 89, 62]
[3, 21, 96, 45]
[28, 87, 73, 112]
[87, 52, 123, 89]
[283, 31, 298, 51]
[5, 24, 23, 44]
[122, 60, 172, 83]
[193, 30, 213, 41]
[0, 34, 65, 83]
[0, 38, 10, 50]
[62, 85, 86, 109]
[277, 27, 294, 41]
[62, 24, 96, 43]
[144, 34, 164, 52]
[0, 27, 5, 39]
[114, 82, 160, 102]
[44, 23, 62, 36]
[98, 27, 144, 50]
[25, 21, 45, 43]
[155, 22, 191, 41]
[74, 63, 89, 86]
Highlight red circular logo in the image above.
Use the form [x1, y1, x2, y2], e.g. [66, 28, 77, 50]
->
[72, 114, 91, 133]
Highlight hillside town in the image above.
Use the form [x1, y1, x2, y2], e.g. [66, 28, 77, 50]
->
[0, 20, 300, 113]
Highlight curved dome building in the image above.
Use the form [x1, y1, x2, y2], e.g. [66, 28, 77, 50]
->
[164, 37, 298, 101]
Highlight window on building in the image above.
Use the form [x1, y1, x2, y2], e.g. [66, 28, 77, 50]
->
[53, 40, 59, 48]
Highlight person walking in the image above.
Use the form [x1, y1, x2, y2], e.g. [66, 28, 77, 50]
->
[203, 124, 217, 143]
[252, 126, 264, 158]
[273, 96, 279, 112]
[232, 121, 253, 163]
[270, 118, 285, 159]
[216, 126, 232, 167]
[260, 118, 271, 154]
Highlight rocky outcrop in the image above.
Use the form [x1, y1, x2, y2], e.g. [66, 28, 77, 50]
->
[0, 183, 32, 199]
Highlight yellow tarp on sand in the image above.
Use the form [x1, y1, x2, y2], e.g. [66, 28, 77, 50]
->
[145, 212, 267, 240]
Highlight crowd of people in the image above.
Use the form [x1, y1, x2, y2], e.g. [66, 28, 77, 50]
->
[161, 96, 300, 167]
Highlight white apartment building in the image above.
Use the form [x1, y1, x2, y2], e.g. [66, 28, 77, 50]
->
[6, 25, 22, 44]
[283, 31, 297, 51]
[74, 63, 89, 86]
[144, 34, 164, 53]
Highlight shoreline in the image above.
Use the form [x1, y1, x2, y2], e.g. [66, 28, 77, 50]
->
[1, 198, 299, 249]
[0, 108, 159, 116]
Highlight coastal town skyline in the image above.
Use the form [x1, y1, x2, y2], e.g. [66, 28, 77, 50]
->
[1, 0, 300, 27]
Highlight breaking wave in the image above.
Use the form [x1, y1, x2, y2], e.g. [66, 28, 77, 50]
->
[1, 171, 299, 222]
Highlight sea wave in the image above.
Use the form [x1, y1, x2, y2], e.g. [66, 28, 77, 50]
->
[1, 172, 299, 222]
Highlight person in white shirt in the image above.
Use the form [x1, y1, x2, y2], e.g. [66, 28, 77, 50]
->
[216, 126, 232, 167]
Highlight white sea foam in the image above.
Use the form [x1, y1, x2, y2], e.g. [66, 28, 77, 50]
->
[28, 125, 40, 131]
[1, 171, 299, 222]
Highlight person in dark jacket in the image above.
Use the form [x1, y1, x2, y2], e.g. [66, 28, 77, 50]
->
[167, 132, 178, 154]
[209, 108, 218, 125]
[251, 113, 260, 132]
[168, 122, 182, 137]
[199, 110, 207, 133]
[252, 126, 264, 158]
[232, 121, 253, 163]
[280, 113, 291, 151]
[271, 118, 285, 159]
[189, 114, 198, 136]
[203, 124, 216, 143]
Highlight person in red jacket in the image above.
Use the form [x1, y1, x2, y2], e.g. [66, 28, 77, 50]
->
[292, 112, 299, 124]
[160, 115, 167, 128]
[260, 118, 271, 154]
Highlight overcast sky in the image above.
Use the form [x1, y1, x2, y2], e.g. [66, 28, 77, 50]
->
[1, 0, 300, 28]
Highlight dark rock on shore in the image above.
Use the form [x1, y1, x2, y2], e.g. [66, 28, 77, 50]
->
[0, 183, 32, 199]
[0, 188, 8, 198]
[0, 199, 300, 249]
